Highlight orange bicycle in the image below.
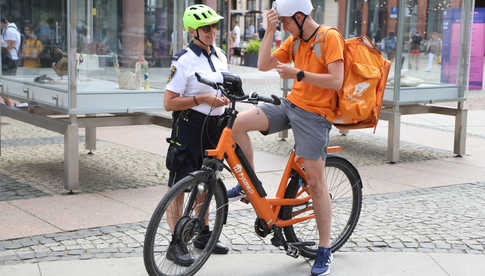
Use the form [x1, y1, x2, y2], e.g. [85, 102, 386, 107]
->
[144, 73, 362, 276]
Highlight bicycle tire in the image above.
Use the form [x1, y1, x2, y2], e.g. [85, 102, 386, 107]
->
[280, 155, 362, 258]
[144, 171, 227, 276]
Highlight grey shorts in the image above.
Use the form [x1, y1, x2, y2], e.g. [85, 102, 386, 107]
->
[259, 98, 332, 160]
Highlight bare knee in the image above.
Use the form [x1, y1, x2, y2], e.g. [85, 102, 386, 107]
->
[233, 107, 268, 137]
[302, 159, 325, 194]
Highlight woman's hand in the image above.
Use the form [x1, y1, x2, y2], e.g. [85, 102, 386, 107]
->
[199, 93, 230, 107]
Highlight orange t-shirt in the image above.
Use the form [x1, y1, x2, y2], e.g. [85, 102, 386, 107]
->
[272, 26, 344, 122]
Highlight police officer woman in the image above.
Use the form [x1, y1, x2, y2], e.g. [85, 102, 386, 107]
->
[163, 4, 230, 266]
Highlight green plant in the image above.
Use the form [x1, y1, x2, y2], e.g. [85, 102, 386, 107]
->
[244, 40, 261, 54]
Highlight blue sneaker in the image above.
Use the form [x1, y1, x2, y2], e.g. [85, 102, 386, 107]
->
[227, 184, 244, 200]
[311, 247, 333, 276]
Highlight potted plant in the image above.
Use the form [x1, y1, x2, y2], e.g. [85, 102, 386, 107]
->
[243, 39, 260, 67]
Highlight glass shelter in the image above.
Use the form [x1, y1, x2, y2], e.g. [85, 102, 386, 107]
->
[343, 0, 474, 162]
[0, 0, 193, 191]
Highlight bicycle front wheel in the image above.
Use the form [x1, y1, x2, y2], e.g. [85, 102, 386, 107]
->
[280, 155, 362, 258]
[144, 171, 227, 276]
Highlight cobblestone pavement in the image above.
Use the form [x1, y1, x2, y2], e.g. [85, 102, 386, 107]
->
[1, 182, 483, 265]
[0, 173, 48, 201]
[0, 116, 453, 198]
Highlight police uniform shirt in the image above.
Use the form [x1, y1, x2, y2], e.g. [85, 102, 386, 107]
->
[166, 41, 228, 116]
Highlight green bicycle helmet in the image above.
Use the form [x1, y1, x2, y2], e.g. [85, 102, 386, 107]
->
[183, 4, 224, 32]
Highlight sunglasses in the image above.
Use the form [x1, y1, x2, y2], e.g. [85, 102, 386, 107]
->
[199, 23, 218, 33]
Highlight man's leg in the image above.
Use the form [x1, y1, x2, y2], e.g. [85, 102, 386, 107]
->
[232, 107, 270, 169]
[304, 158, 333, 276]
[227, 107, 270, 198]
[302, 157, 331, 247]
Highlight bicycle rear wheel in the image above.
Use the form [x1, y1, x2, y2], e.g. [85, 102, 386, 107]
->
[280, 155, 362, 258]
[144, 171, 227, 276]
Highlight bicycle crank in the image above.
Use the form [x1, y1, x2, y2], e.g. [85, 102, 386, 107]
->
[271, 226, 300, 258]
[286, 243, 299, 258]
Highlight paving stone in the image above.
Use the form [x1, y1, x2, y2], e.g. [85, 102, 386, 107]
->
[18, 253, 36, 260]
[67, 249, 84, 255]
[1, 182, 485, 263]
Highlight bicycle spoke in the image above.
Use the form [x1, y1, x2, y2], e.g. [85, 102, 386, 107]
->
[144, 175, 226, 276]
[282, 156, 362, 257]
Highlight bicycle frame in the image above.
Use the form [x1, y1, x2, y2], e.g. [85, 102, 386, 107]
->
[206, 125, 342, 229]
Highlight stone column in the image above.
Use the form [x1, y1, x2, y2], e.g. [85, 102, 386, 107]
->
[122, 0, 145, 67]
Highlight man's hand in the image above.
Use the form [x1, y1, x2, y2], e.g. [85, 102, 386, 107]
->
[276, 62, 299, 80]
[265, 9, 279, 33]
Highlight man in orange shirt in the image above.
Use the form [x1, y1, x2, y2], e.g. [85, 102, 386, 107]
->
[229, 0, 344, 275]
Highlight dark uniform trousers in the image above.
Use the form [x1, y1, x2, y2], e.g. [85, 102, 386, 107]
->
[166, 109, 224, 187]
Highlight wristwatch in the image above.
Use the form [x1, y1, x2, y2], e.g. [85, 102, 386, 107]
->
[296, 70, 305, 82]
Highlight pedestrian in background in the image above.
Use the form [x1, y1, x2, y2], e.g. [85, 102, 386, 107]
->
[258, 23, 265, 41]
[409, 31, 422, 70]
[274, 25, 283, 48]
[21, 24, 44, 68]
[1, 16, 21, 107]
[1, 17, 21, 75]
[425, 32, 441, 72]
[383, 32, 397, 62]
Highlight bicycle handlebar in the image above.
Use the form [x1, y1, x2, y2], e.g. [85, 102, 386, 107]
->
[195, 72, 280, 106]
[195, 72, 218, 90]
[249, 92, 281, 105]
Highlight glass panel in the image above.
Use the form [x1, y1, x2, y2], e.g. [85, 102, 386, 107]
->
[71, 0, 175, 101]
[344, 0, 466, 104]
[0, 0, 179, 112]
[75, 1, 162, 82]
[400, 0, 462, 86]
[1, 0, 68, 109]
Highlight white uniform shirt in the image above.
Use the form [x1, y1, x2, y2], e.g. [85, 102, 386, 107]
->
[2, 23, 21, 60]
[166, 42, 228, 116]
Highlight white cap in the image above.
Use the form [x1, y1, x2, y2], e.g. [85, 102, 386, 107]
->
[273, 0, 313, 17]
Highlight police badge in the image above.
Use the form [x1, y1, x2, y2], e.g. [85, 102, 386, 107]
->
[167, 66, 177, 83]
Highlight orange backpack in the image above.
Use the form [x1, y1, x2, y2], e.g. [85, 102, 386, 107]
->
[291, 27, 391, 130]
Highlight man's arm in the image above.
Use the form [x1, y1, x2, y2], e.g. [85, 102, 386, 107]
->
[257, 9, 279, 71]
[276, 60, 344, 90]
[303, 61, 344, 90]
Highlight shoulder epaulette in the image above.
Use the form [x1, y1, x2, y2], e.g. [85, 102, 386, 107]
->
[172, 49, 188, 61]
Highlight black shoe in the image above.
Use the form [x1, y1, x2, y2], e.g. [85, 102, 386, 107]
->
[166, 239, 195, 267]
[193, 228, 229, 254]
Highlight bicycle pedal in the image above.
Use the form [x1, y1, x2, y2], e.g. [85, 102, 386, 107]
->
[289, 241, 316, 247]
[240, 197, 249, 204]
[285, 244, 299, 258]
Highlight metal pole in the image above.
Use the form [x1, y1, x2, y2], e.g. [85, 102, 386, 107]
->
[457, 0, 474, 103]
[68, 0, 77, 109]
[387, 0, 406, 163]
[393, 0, 405, 111]
[173, 1, 185, 54]
[227, 0, 232, 64]
[454, 0, 474, 156]
[344, 0, 352, 38]
[87, 0, 93, 43]
[278, 31, 291, 140]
